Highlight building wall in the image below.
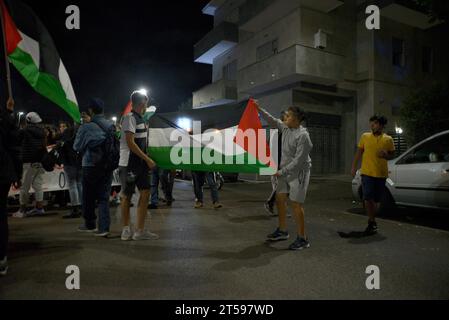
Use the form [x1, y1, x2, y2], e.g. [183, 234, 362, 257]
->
[194, 0, 448, 174]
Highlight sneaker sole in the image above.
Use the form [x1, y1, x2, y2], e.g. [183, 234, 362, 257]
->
[267, 235, 290, 242]
[289, 243, 311, 251]
[78, 229, 97, 233]
[94, 233, 109, 237]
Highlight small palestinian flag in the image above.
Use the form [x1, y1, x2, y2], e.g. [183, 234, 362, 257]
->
[147, 99, 277, 174]
[1, 0, 80, 122]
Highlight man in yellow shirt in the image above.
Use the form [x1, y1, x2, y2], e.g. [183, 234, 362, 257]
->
[351, 115, 395, 235]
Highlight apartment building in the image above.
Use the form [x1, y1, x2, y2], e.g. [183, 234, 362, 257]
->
[193, 0, 448, 175]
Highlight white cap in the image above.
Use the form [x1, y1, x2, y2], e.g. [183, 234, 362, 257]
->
[26, 112, 42, 124]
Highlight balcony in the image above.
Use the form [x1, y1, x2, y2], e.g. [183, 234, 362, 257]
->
[239, 0, 344, 32]
[193, 79, 238, 108]
[194, 21, 239, 65]
[202, 0, 227, 16]
[238, 44, 344, 95]
[376, 0, 441, 29]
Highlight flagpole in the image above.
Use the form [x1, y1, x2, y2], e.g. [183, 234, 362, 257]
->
[0, 0, 13, 99]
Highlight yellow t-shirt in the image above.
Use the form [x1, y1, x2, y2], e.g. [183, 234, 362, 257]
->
[358, 132, 395, 178]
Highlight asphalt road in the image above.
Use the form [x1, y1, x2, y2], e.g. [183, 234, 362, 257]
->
[1, 176, 448, 299]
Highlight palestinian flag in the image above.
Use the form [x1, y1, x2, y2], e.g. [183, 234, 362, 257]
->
[147, 99, 277, 174]
[1, 0, 80, 122]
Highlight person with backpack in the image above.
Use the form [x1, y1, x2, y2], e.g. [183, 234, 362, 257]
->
[74, 98, 117, 237]
[13, 111, 48, 218]
[0, 98, 22, 276]
[56, 121, 83, 219]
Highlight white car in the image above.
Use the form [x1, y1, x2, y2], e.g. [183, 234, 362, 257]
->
[352, 130, 449, 211]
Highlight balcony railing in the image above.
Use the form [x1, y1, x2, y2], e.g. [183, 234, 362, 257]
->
[194, 21, 238, 64]
[238, 44, 344, 95]
[193, 79, 238, 108]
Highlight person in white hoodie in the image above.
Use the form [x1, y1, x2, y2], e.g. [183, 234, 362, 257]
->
[255, 102, 313, 250]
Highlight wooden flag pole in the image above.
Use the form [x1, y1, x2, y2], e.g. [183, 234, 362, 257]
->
[0, 0, 13, 99]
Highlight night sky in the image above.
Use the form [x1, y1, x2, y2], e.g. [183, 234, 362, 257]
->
[2, 0, 213, 123]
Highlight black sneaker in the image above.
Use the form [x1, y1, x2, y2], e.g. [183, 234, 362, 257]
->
[148, 204, 158, 210]
[364, 221, 378, 235]
[288, 237, 310, 251]
[266, 228, 289, 241]
[78, 225, 97, 233]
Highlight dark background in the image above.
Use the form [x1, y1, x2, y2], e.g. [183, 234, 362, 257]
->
[1, 0, 213, 123]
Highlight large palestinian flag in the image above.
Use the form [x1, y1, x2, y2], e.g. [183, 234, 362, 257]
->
[147, 99, 277, 174]
[0, 0, 80, 122]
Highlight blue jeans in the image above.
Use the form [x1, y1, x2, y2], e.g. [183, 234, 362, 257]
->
[160, 169, 175, 202]
[192, 172, 219, 203]
[64, 165, 82, 207]
[150, 167, 160, 205]
[82, 167, 113, 232]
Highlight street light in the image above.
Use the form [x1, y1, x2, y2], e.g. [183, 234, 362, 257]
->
[395, 126, 403, 155]
[111, 116, 117, 124]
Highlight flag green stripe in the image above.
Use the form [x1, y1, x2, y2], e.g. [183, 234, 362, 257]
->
[148, 146, 274, 174]
[8, 47, 80, 123]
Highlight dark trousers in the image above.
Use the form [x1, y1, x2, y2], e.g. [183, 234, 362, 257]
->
[160, 169, 175, 201]
[0, 183, 10, 260]
[192, 172, 219, 203]
[82, 167, 113, 232]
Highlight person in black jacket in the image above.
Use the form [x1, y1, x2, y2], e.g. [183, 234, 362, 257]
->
[0, 98, 22, 276]
[57, 121, 83, 219]
[13, 112, 48, 218]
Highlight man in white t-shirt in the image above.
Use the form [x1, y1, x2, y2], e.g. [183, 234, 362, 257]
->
[119, 90, 157, 241]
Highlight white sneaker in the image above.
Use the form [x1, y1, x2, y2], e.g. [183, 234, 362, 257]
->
[12, 210, 26, 218]
[132, 229, 159, 241]
[121, 226, 132, 241]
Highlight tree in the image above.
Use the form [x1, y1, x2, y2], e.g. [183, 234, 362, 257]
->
[400, 82, 449, 146]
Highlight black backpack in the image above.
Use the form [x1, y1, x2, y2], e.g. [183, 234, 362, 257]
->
[90, 119, 120, 172]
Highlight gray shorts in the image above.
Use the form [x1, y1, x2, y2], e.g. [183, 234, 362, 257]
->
[276, 169, 310, 204]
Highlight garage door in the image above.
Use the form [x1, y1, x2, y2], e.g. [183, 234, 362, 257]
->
[308, 126, 340, 175]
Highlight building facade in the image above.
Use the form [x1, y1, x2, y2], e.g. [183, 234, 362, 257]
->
[193, 0, 448, 175]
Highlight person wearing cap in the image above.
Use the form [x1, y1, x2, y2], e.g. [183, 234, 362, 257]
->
[74, 98, 115, 237]
[13, 111, 48, 218]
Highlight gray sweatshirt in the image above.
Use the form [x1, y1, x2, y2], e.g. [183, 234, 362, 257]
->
[259, 107, 313, 178]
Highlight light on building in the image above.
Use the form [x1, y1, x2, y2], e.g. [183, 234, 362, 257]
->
[395, 127, 403, 135]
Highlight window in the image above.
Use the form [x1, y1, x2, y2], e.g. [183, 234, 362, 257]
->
[399, 133, 449, 164]
[222, 60, 237, 81]
[422, 46, 434, 74]
[392, 37, 405, 67]
[256, 39, 278, 61]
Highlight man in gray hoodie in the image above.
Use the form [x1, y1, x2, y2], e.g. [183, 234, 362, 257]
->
[255, 101, 313, 250]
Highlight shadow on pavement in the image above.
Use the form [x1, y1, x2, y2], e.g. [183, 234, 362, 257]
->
[337, 231, 387, 244]
[208, 243, 289, 271]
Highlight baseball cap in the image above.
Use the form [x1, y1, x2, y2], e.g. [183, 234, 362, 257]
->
[25, 112, 42, 124]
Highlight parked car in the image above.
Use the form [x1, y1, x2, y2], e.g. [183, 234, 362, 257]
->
[352, 130, 449, 211]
